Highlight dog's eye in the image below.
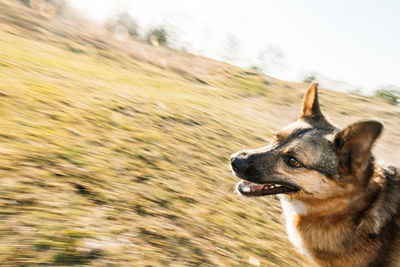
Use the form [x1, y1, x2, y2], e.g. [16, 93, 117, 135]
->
[287, 156, 302, 168]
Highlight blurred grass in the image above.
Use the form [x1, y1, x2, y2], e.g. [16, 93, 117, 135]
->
[0, 0, 399, 266]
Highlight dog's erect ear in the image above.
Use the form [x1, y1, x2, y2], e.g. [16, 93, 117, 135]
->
[300, 82, 325, 121]
[334, 121, 383, 175]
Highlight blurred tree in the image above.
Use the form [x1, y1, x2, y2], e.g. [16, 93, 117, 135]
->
[222, 34, 240, 64]
[303, 75, 316, 84]
[18, 0, 30, 6]
[147, 27, 168, 47]
[375, 87, 400, 105]
[18, 0, 70, 18]
[249, 65, 262, 73]
[105, 12, 139, 38]
[250, 45, 285, 75]
[47, 0, 69, 18]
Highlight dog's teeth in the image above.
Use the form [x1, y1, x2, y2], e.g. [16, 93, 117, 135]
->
[242, 185, 251, 193]
[270, 185, 275, 189]
[275, 184, 282, 188]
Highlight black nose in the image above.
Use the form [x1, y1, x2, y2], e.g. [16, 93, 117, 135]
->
[231, 152, 248, 174]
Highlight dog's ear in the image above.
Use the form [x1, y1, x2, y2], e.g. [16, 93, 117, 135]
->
[334, 121, 383, 175]
[300, 82, 325, 121]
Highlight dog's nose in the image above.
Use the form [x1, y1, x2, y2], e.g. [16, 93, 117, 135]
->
[231, 152, 248, 174]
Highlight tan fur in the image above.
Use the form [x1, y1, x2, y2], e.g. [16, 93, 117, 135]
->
[284, 167, 398, 267]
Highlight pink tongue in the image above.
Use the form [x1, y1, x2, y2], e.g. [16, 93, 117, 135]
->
[240, 180, 266, 194]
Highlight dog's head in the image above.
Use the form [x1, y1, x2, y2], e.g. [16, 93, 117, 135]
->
[231, 82, 383, 200]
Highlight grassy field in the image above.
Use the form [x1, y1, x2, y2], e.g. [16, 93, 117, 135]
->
[0, 1, 399, 266]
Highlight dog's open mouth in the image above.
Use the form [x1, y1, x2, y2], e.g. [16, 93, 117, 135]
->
[237, 180, 299, 196]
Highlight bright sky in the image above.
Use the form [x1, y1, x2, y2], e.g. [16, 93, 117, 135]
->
[68, 0, 400, 94]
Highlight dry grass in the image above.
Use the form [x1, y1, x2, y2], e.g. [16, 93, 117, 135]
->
[0, 1, 399, 266]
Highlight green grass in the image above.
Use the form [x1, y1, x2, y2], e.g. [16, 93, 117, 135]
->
[0, 1, 399, 266]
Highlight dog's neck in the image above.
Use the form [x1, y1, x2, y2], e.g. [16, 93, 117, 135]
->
[279, 194, 353, 217]
[279, 164, 396, 266]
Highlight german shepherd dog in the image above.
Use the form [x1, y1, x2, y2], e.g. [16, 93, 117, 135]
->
[231, 82, 400, 266]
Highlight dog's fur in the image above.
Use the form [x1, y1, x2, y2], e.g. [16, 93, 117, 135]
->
[231, 82, 400, 267]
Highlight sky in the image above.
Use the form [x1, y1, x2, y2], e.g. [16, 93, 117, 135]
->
[68, 0, 400, 94]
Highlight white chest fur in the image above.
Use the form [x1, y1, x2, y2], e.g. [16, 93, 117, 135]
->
[280, 196, 311, 258]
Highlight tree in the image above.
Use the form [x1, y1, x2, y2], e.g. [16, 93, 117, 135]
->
[303, 75, 316, 84]
[222, 34, 240, 64]
[250, 45, 285, 75]
[18, 0, 70, 18]
[147, 27, 168, 47]
[105, 12, 139, 38]
[375, 87, 400, 105]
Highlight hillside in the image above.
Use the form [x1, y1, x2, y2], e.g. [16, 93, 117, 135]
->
[0, 1, 399, 266]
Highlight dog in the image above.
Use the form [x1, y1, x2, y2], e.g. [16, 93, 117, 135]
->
[231, 82, 400, 266]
